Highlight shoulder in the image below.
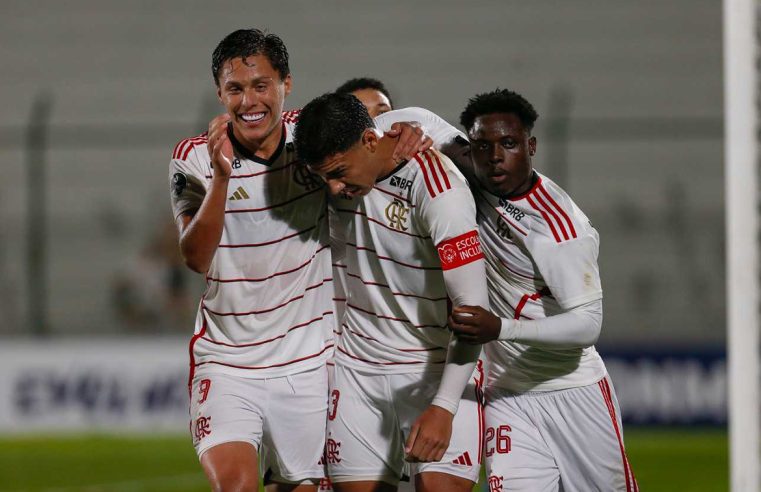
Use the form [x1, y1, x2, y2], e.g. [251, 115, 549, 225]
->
[410, 149, 468, 200]
[169, 132, 209, 176]
[522, 173, 595, 245]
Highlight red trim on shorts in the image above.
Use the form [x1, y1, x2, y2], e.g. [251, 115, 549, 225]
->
[474, 360, 486, 464]
[598, 377, 638, 492]
[187, 316, 208, 395]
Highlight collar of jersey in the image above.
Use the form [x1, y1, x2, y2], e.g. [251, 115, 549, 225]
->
[376, 159, 409, 183]
[228, 122, 286, 167]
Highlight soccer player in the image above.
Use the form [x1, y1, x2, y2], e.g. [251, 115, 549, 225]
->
[294, 93, 489, 492]
[169, 29, 436, 492]
[336, 77, 393, 118]
[448, 89, 638, 492]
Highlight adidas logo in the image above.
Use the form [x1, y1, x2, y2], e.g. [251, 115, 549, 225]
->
[452, 451, 473, 466]
[229, 186, 250, 201]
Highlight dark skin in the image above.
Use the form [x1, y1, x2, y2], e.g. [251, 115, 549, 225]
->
[448, 112, 536, 343]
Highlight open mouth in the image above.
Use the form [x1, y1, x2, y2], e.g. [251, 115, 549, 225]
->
[239, 112, 266, 124]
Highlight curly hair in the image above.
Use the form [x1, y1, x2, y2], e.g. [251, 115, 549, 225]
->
[211, 29, 290, 85]
[294, 92, 374, 168]
[460, 89, 538, 132]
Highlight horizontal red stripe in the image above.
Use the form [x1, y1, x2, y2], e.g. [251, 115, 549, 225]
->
[200, 312, 332, 348]
[226, 187, 323, 214]
[204, 161, 296, 179]
[203, 279, 331, 316]
[345, 271, 447, 302]
[218, 217, 324, 248]
[347, 242, 441, 271]
[347, 302, 446, 329]
[336, 345, 444, 366]
[337, 208, 430, 239]
[207, 245, 329, 283]
[337, 324, 444, 352]
[196, 344, 332, 370]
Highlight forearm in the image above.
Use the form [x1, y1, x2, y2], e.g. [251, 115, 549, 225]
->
[179, 176, 230, 273]
[432, 259, 489, 414]
[500, 298, 602, 348]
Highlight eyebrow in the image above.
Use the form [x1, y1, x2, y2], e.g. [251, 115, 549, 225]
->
[325, 167, 346, 179]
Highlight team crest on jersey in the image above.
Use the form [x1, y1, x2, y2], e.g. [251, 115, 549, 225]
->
[293, 164, 322, 191]
[496, 217, 512, 240]
[194, 415, 212, 442]
[488, 475, 504, 492]
[385, 199, 409, 231]
[171, 172, 187, 197]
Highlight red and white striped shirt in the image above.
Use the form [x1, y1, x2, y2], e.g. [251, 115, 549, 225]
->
[475, 171, 606, 392]
[332, 148, 484, 373]
[169, 112, 334, 379]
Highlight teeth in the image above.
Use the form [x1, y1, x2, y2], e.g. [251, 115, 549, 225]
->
[240, 113, 265, 122]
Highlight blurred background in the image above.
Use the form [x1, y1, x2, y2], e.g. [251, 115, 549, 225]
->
[0, 1, 725, 490]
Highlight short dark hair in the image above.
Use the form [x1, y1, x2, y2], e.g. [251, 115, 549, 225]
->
[211, 29, 290, 85]
[294, 92, 375, 168]
[460, 89, 539, 132]
[335, 77, 393, 108]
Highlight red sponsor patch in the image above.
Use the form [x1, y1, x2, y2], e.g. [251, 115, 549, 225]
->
[437, 230, 484, 270]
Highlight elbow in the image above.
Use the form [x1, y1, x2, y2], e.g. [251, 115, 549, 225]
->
[180, 246, 210, 274]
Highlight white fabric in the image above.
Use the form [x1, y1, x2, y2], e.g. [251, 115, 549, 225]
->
[326, 363, 485, 485]
[484, 376, 637, 492]
[474, 172, 607, 392]
[332, 148, 486, 374]
[498, 298, 602, 348]
[189, 366, 328, 483]
[169, 116, 333, 379]
[374, 106, 465, 148]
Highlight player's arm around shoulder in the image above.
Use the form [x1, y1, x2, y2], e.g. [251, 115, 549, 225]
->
[170, 115, 234, 273]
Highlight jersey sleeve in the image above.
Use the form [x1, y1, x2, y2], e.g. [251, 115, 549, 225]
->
[168, 138, 209, 220]
[374, 107, 466, 149]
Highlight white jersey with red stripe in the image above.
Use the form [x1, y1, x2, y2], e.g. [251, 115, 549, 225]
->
[475, 171, 606, 392]
[332, 148, 483, 373]
[169, 110, 334, 379]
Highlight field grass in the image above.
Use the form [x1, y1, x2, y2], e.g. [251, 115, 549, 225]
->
[0, 427, 727, 491]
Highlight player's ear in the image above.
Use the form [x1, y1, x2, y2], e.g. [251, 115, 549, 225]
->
[216, 85, 223, 103]
[528, 136, 537, 156]
[283, 74, 292, 97]
[362, 129, 379, 152]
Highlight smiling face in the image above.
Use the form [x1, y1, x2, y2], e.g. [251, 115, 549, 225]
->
[468, 112, 536, 197]
[216, 54, 292, 152]
[308, 130, 386, 198]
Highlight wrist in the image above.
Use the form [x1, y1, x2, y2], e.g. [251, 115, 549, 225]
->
[499, 318, 519, 341]
[211, 174, 231, 185]
[429, 404, 455, 418]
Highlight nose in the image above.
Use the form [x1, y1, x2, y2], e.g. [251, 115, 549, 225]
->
[328, 180, 346, 196]
[240, 87, 259, 108]
[489, 144, 504, 164]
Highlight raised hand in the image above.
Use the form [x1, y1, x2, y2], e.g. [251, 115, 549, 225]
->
[207, 114, 235, 179]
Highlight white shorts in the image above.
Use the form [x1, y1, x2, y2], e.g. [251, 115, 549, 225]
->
[326, 363, 485, 485]
[189, 365, 329, 483]
[484, 375, 638, 492]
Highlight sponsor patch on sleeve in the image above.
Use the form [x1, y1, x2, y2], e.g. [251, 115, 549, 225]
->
[437, 230, 484, 270]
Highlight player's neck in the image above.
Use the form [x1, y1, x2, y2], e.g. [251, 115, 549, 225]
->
[375, 135, 401, 180]
[231, 122, 284, 161]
